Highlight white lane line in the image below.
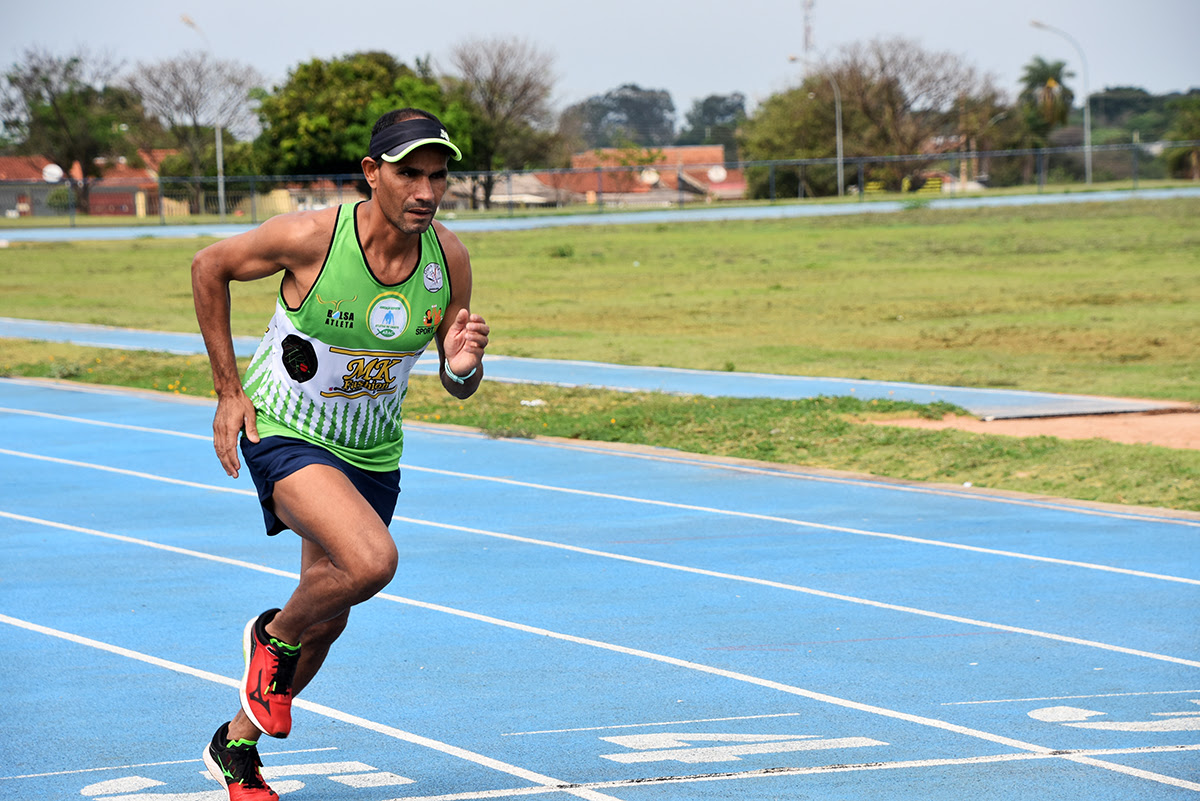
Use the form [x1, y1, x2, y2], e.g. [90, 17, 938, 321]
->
[406, 467, 1200, 585]
[3, 501, 1198, 670]
[5, 396, 1198, 530]
[2, 442, 1196, 587]
[0, 748, 338, 781]
[412, 426, 1200, 529]
[0, 449, 249, 495]
[0, 614, 624, 801]
[391, 515, 1200, 668]
[2, 516, 1196, 794]
[943, 689, 1200, 706]
[0, 406, 211, 440]
[503, 713, 803, 736]
[385, 746, 1200, 800]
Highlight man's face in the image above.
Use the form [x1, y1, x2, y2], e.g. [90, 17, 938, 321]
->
[365, 145, 451, 235]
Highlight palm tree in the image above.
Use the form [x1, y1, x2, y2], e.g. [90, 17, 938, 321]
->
[1019, 56, 1075, 145]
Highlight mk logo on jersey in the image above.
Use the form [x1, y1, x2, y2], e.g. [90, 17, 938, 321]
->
[321, 347, 420, 399]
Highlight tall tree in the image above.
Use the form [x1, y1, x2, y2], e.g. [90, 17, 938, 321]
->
[834, 37, 995, 186]
[739, 77, 847, 197]
[676, 93, 746, 161]
[742, 39, 996, 195]
[256, 51, 422, 175]
[448, 36, 557, 208]
[1, 47, 146, 212]
[126, 51, 263, 181]
[1165, 94, 1200, 180]
[561, 84, 676, 150]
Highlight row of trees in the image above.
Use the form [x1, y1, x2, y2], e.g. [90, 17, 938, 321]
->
[3, 36, 1198, 211]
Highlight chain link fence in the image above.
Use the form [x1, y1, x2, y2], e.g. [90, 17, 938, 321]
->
[2, 141, 1196, 226]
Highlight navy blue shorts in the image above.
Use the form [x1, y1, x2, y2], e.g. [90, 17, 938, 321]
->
[240, 436, 400, 537]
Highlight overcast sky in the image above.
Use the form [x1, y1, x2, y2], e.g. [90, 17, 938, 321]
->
[5, 0, 1198, 118]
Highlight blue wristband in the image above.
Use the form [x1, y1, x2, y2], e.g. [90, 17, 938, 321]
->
[444, 363, 477, 384]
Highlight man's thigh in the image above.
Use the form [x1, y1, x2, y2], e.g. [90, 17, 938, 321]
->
[272, 464, 396, 565]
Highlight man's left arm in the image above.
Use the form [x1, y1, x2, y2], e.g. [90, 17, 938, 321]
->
[435, 225, 489, 399]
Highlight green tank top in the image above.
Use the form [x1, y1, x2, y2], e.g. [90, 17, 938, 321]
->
[242, 202, 452, 471]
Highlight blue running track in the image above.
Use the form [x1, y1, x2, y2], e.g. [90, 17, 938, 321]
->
[1, 377, 1197, 800]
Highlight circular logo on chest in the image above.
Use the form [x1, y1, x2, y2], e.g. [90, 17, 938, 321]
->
[423, 262, 444, 293]
[367, 293, 410, 340]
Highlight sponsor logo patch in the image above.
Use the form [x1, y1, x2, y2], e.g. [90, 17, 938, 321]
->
[320, 347, 422, 399]
[367, 292, 410, 340]
[281, 335, 318, 383]
[423, 262, 444, 293]
[415, 304, 444, 336]
[317, 295, 357, 329]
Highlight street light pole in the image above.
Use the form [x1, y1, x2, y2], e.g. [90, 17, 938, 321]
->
[215, 122, 225, 220]
[789, 56, 844, 197]
[1031, 19, 1092, 186]
[182, 14, 227, 220]
[828, 75, 844, 197]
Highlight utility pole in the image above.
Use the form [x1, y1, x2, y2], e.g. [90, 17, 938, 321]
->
[181, 14, 227, 220]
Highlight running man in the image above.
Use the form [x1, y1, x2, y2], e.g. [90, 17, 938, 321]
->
[191, 108, 488, 800]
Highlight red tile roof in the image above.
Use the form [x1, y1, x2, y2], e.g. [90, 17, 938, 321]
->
[0, 155, 53, 182]
[548, 145, 744, 197]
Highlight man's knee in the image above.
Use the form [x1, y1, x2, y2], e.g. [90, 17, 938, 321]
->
[354, 538, 398, 595]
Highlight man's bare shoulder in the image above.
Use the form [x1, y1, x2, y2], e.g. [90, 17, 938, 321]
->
[432, 219, 469, 263]
[212, 206, 339, 275]
[261, 207, 339, 251]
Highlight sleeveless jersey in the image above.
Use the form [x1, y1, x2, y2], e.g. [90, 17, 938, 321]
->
[242, 202, 452, 471]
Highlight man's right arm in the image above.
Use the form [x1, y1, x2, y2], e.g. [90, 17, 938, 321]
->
[190, 211, 330, 477]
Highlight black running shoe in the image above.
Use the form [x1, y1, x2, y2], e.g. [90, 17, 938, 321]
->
[203, 722, 279, 801]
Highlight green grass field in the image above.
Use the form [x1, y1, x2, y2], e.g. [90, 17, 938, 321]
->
[1, 197, 1197, 510]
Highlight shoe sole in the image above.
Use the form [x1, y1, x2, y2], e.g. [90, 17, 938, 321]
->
[202, 744, 229, 789]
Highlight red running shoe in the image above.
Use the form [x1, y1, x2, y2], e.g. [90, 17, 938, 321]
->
[203, 722, 279, 800]
[240, 609, 300, 738]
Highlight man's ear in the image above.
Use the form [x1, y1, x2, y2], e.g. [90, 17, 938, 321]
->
[362, 156, 380, 189]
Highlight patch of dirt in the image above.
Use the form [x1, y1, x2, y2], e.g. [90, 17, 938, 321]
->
[868, 409, 1200, 450]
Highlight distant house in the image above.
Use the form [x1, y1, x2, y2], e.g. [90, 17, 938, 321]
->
[540, 145, 747, 205]
[471, 172, 585, 209]
[0, 155, 58, 217]
[262, 178, 368, 216]
[73, 155, 164, 216]
[0, 151, 173, 218]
